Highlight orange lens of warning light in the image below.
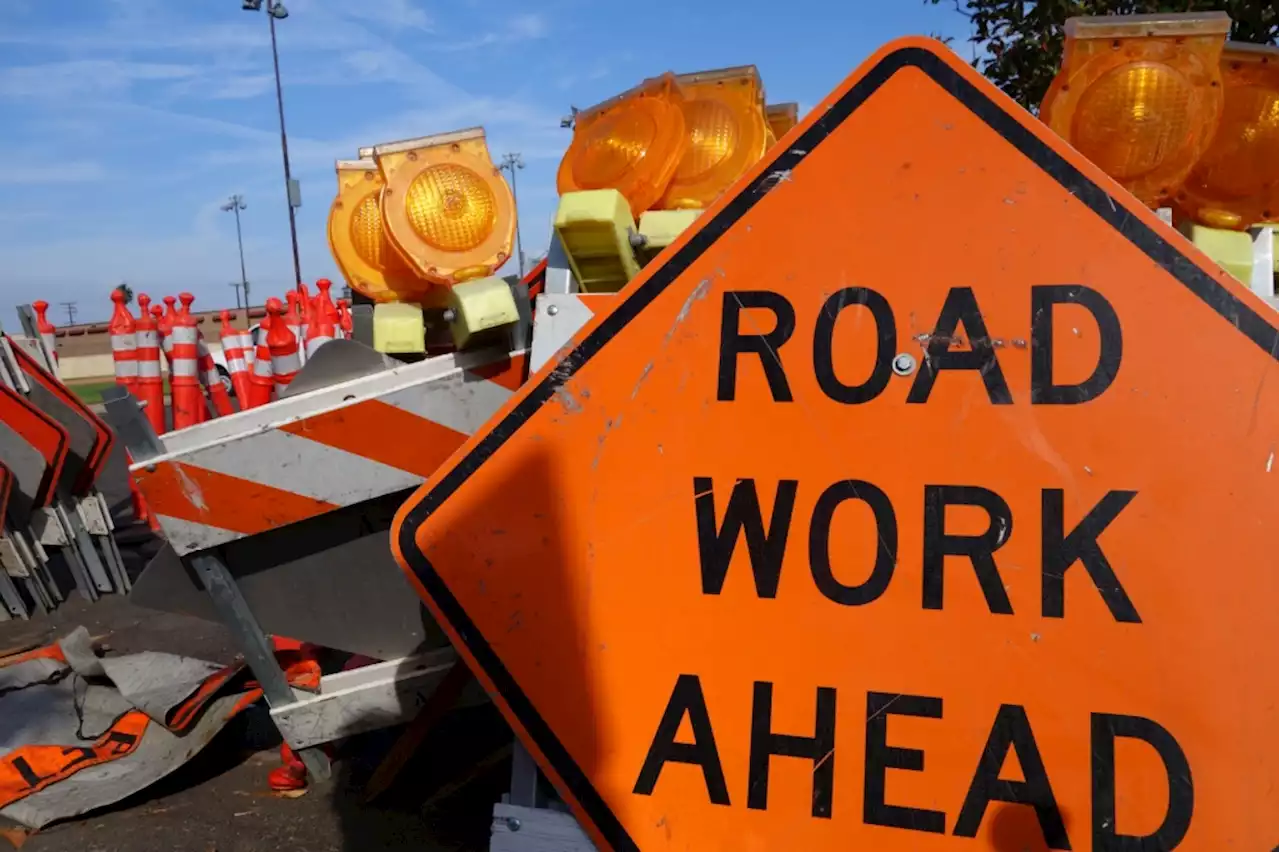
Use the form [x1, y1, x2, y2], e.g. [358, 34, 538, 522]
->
[327, 158, 434, 303]
[374, 127, 515, 289]
[1040, 11, 1230, 209]
[658, 66, 771, 211]
[556, 74, 688, 217]
[1176, 42, 1279, 229]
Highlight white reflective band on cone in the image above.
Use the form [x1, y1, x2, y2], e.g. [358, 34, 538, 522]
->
[171, 327, 198, 345]
[111, 334, 137, 352]
[171, 359, 198, 377]
[138, 361, 162, 378]
[136, 330, 160, 348]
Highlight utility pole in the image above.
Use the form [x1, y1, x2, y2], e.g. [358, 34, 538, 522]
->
[241, 0, 302, 289]
[229, 282, 244, 310]
[221, 194, 249, 308]
[498, 152, 526, 276]
[59, 301, 77, 326]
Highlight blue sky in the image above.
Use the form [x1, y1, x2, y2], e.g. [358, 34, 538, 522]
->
[0, 0, 975, 326]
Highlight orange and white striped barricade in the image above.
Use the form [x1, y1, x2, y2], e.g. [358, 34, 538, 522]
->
[265, 298, 302, 394]
[109, 334, 529, 780]
[220, 310, 255, 404]
[105, 261, 549, 771]
[108, 289, 139, 397]
[168, 295, 203, 430]
[134, 295, 167, 435]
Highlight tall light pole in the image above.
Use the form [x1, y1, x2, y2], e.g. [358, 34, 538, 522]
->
[221, 194, 249, 308]
[498, 152, 525, 276]
[242, 0, 303, 289]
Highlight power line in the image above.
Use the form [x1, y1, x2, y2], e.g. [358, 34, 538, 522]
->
[498, 153, 526, 276]
[58, 301, 77, 326]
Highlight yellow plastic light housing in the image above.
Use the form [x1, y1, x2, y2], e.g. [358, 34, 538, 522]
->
[658, 66, 771, 210]
[765, 102, 799, 144]
[327, 158, 434, 303]
[556, 74, 689, 217]
[1040, 11, 1230, 208]
[374, 127, 516, 290]
[1176, 42, 1279, 230]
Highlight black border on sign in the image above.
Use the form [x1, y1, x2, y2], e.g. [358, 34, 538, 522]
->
[398, 45, 1280, 852]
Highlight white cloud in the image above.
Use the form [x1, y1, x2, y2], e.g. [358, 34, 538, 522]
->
[338, 0, 433, 32]
[436, 12, 549, 51]
[0, 161, 107, 185]
[0, 60, 198, 99]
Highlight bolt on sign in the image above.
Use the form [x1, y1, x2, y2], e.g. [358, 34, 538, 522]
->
[393, 37, 1278, 852]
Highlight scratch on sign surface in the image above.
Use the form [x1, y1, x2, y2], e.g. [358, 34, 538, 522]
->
[174, 464, 208, 513]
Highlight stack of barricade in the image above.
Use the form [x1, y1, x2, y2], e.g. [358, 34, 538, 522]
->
[0, 307, 131, 619]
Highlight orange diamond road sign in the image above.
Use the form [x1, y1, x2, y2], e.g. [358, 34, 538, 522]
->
[393, 37, 1278, 852]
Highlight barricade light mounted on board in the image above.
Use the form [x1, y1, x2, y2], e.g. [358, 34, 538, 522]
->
[1040, 11, 1231, 209]
[327, 158, 433, 303]
[556, 73, 689, 217]
[373, 127, 516, 295]
[656, 66, 771, 211]
[1175, 41, 1279, 230]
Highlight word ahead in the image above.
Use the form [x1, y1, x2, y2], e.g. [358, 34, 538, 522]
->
[635, 676, 1192, 850]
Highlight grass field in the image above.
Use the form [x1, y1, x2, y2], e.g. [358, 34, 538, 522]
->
[66, 378, 117, 405]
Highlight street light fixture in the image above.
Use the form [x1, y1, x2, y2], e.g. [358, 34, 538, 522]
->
[498, 152, 526, 276]
[241, 0, 302, 290]
[221, 194, 250, 309]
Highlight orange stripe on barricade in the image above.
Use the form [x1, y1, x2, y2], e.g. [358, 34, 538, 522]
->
[279, 398, 468, 479]
[134, 461, 339, 535]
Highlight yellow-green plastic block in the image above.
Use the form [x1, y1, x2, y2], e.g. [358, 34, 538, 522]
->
[637, 209, 703, 264]
[447, 275, 519, 350]
[372, 302, 426, 354]
[1179, 222, 1254, 284]
[554, 189, 640, 292]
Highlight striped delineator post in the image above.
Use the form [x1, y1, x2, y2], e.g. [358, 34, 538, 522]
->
[134, 295, 167, 435]
[179, 294, 234, 418]
[30, 300, 59, 377]
[336, 299, 352, 339]
[159, 295, 178, 368]
[246, 313, 276, 410]
[265, 298, 302, 395]
[169, 295, 202, 431]
[220, 310, 255, 404]
[108, 289, 138, 396]
[284, 291, 305, 366]
[303, 303, 334, 359]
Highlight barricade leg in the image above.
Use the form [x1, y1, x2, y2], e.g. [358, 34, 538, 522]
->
[188, 552, 332, 782]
